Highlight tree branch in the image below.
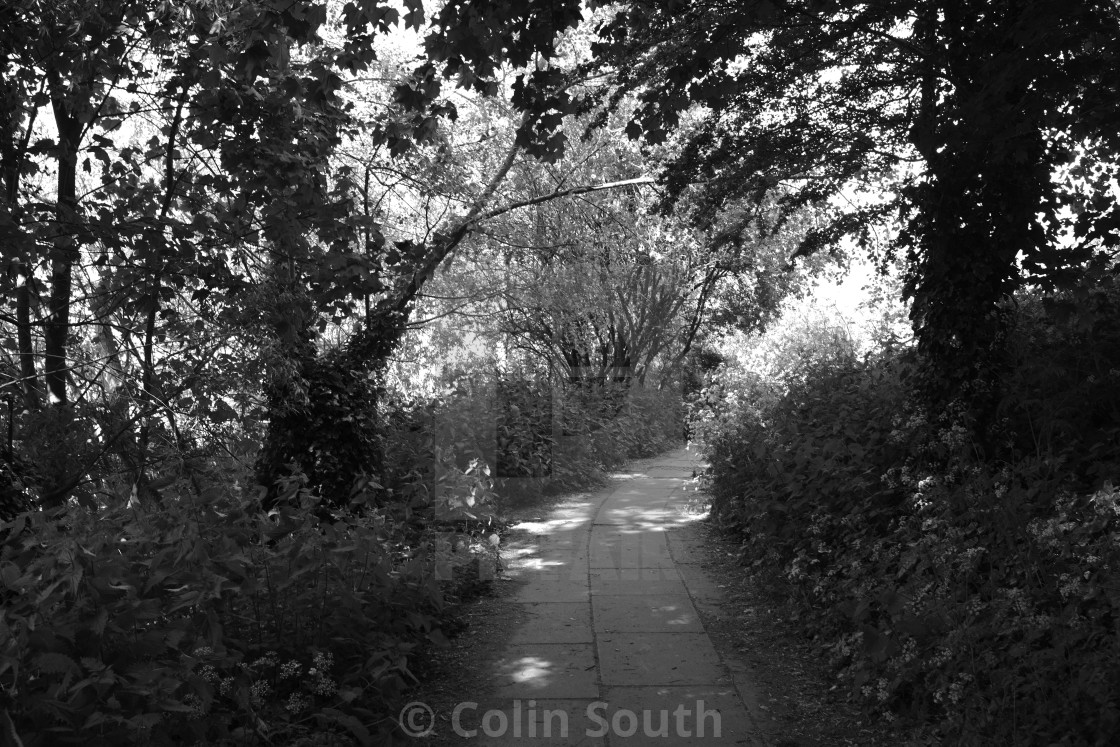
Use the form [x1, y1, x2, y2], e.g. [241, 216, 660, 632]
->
[471, 177, 655, 226]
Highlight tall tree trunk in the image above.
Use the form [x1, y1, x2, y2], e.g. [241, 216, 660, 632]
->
[2, 76, 39, 412]
[15, 265, 40, 411]
[906, 2, 1046, 439]
[43, 97, 81, 405]
[133, 95, 185, 500]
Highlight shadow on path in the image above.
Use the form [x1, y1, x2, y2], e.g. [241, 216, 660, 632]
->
[434, 446, 773, 745]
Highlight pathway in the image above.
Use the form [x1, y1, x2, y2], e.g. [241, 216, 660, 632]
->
[440, 446, 772, 745]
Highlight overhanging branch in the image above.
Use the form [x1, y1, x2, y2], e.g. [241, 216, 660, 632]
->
[391, 170, 656, 314]
[469, 176, 656, 225]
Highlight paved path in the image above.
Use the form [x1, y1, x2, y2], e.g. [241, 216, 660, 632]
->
[449, 446, 771, 745]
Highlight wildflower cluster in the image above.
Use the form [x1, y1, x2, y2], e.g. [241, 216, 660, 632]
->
[179, 646, 348, 731]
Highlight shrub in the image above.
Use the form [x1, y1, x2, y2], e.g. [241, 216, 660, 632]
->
[702, 279, 1120, 744]
[0, 476, 445, 746]
[381, 372, 684, 510]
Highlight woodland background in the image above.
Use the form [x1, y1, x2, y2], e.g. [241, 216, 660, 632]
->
[2, 1, 1120, 744]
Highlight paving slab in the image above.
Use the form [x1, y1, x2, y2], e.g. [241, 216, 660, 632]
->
[590, 531, 676, 569]
[593, 594, 705, 633]
[490, 643, 599, 699]
[442, 699, 607, 745]
[511, 578, 591, 602]
[463, 446, 765, 744]
[593, 505, 682, 528]
[508, 602, 595, 644]
[601, 686, 763, 745]
[505, 552, 588, 575]
[597, 632, 731, 686]
[667, 533, 712, 565]
[675, 564, 728, 603]
[589, 567, 691, 596]
[503, 536, 589, 565]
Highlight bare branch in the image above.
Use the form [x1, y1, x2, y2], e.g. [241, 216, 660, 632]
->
[470, 177, 656, 226]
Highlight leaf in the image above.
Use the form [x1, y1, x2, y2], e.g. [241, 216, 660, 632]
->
[318, 708, 372, 746]
[337, 687, 362, 704]
[211, 399, 239, 423]
[403, 0, 424, 30]
[165, 628, 187, 650]
[80, 712, 109, 732]
[128, 714, 163, 730]
[0, 564, 20, 590]
[89, 607, 109, 637]
[80, 657, 104, 673]
[35, 578, 66, 605]
[32, 652, 80, 675]
[154, 699, 196, 714]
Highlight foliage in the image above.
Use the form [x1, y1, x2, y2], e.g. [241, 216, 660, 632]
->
[556, 382, 684, 484]
[700, 275, 1120, 744]
[379, 379, 500, 524]
[381, 369, 683, 510]
[255, 314, 411, 508]
[496, 0, 1120, 427]
[686, 266, 899, 446]
[0, 14, 696, 745]
[14, 3, 1120, 743]
[416, 120, 840, 392]
[0, 450, 35, 523]
[0, 475, 447, 746]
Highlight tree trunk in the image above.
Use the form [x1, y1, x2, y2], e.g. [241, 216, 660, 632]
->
[906, 3, 1046, 438]
[15, 265, 40, 411]
[2, 78, 39, 412]
[43, 97, 81, 405]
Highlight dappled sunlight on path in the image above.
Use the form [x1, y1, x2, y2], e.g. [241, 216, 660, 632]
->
[431, 446, 772, 745]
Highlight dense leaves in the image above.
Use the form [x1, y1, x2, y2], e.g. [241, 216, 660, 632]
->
[5, 1, 1120, 743]
[0, 477, 445, 745]
[698, 277, 1120, 743]
[544, 0, 1120, 427]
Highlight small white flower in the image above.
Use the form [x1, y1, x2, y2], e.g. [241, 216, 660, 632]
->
[249, 680, 271, 706]
[312, 676, 337, 696]
[285, 693, 308, 714]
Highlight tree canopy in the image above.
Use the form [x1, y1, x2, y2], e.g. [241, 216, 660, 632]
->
[4, 0, 1120, 503]
[462, 0, 1120, 425]
[5, 4, 1120, 743]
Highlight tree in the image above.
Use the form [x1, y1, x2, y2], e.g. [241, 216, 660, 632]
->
[0, 0, 431, 506]
[403, 118, 835, 402]
[248, 8, 677, 503]
[463, 126, 702, 388]
[439, 0, 1120, 433]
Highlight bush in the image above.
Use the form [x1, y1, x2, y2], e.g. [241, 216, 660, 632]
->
[0, 476, 445, 746]
[381, 372, 684, 510]
[701, 280, 1120, 745]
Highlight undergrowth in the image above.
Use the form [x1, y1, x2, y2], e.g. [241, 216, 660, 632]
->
[1, 375, 681, 745]
[0, 476, 444, 746]
[697, 278, 1120, 745]
[383, 373, 683, 511]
